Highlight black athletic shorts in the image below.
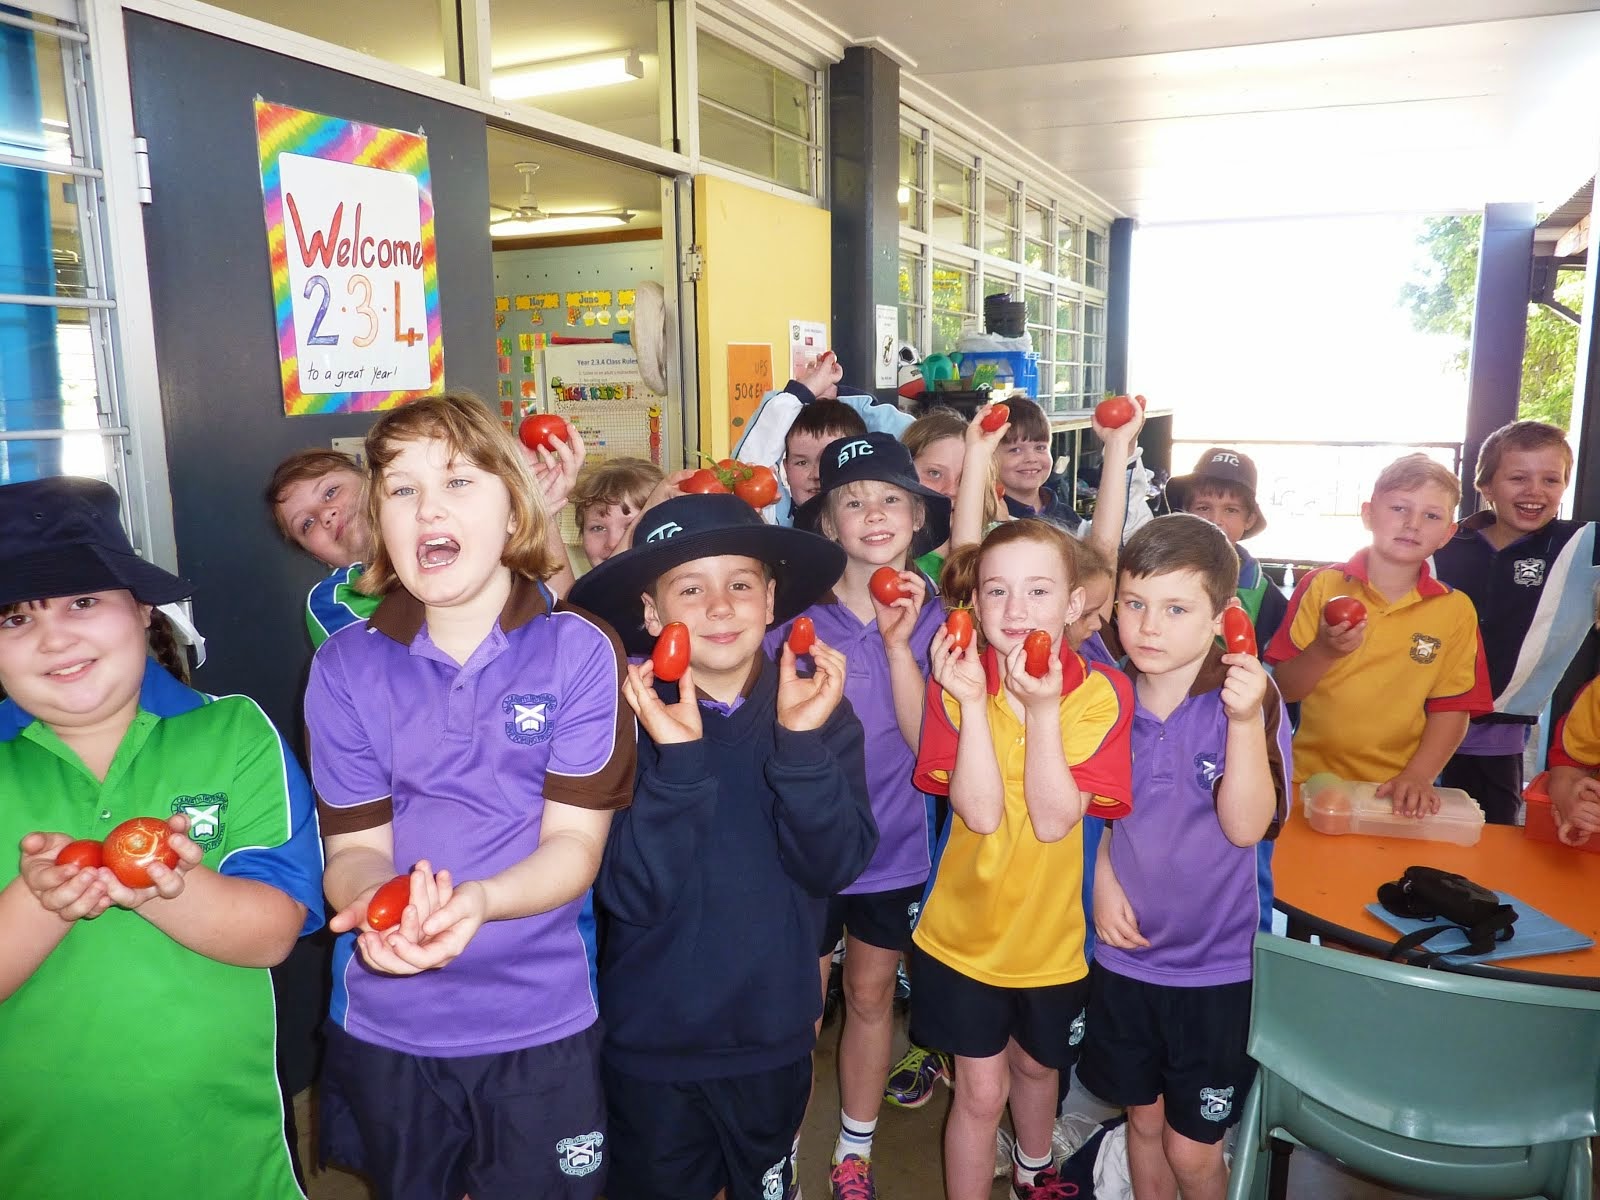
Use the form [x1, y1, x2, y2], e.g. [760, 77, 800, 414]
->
[1075, 964, 1254, 1145]
[818, 882, 927, 955]
[319, 1019, 607, 1199]
[908, 944, 1089, 1071]
[1441, 751, 1524, 826]
[602, 1055, 810, 1200]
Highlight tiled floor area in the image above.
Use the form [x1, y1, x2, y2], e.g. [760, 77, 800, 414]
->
[296, 1015, 1430, 1199]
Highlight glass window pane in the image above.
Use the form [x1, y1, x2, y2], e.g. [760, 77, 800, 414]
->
[1, 165, 90, 299]
[698, 104, 813, 193]
[1024, 237, 1051, 271]
[1085, 227, 1107, 290]
[931, 259, 975, 355]
[899, 134, 925, 231]
[491, 0, 668, 148]
[0, 304, 105, 482]
[698, 32, 812, 140]
[1058, 216, 1082, 280]
[0, 23, 74, 168]
[1025, 286, 1051, 328]
[1025, 199, 1050, 242]
[203, 0, 455, 80]
[983, 179, 1018, 259]
[932, 152, 974, 246]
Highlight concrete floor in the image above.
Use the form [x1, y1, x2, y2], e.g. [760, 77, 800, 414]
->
[295, 1013, 1425, 1199]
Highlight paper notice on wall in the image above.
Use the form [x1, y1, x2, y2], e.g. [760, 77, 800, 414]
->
[727, 343, 774, 443]
[789, 319, 827, 380]
[874, 304, 898, 387]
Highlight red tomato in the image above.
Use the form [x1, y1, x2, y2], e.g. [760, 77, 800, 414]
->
[869, 566, 908, 607]
[1134, 394, 1148, 411]
[945, 608, 975, 652]
[1323, 596, 1368, 629]
[979, 403, 1010, 433]
[102, 817, 179, 888]
[518, 413, 568, 454]
[652, 622, 691, 682]
[733, 464, 780, 508]
[1221, 606, 1258, 656]
[1094, 395, 1137, 429]
[55, 839, 104, 870]
[788, 616, 816, 656]
[1023, 629, 1053, 678]
[680, 468, 729, 494]
[366, 874, 412, 932]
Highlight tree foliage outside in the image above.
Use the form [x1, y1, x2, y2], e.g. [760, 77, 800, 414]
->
[1400, 214, 1585, 429]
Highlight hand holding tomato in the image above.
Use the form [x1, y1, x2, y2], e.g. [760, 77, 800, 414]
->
[870, 569, 927, 648]
[1004, 630, 1062, 709]
[1094, 395, 1138, 430]
[622, 658, 703, 745]
[967, 404, 1010, 447]
[651, 622, 691, 683]
[520, 419, 586, 514]
[868, 566, 910, 607]
[776, 638, 846, 732]
[929, 623, 987, 705]
[788, 616, 816, 656]
[1220, 604, 1257, 657]
[365, 874, 413, 931]
[18, 831, 113, 922]
[1323, 596, 1367, 630]
[979, 403, 1010, 433]
[518, 413, 569, 454]
[680, 468, 730, 495]
[1316, 595, 1367, 657]
[945, 608, 975, 652]
[55, 839, 104, 870]
[96, 815, 202, 907]
[340, 862, 480, 976]
[1219, 649, 1270, 725]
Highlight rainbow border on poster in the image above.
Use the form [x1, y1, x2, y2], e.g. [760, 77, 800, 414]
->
[255, 99, 443, 415]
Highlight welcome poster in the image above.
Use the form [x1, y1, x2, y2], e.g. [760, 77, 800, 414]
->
[255, 100, 444, 415]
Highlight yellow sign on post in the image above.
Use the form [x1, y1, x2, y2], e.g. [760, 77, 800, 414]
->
[727, 343, 774, 445]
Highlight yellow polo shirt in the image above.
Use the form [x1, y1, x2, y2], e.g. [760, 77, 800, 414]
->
[912, 643, 1132, 988]
[1549, 678, 1600, 770]
[1265, 550, 1490, 784]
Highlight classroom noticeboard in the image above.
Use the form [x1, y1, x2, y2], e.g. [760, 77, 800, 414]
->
[255, 100, 443, 415]
[543, 343, 664, 467]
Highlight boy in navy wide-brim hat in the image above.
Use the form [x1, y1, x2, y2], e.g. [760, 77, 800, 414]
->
[569, 494, 878, 1200]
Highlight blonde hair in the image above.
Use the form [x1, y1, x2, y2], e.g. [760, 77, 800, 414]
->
[358, 393, 557, 596]
[572, 457, 664, 523]
[1372, 453, 1462, 511]
[1475, 420, 1573, 492]
[901, 409, 965, 461]
[265, 448, 363, 539]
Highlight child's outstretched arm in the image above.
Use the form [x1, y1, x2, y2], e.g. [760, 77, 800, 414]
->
[1215, 651, 1282, 846]
[1267, 604, 1365, 702]
[1082, 405, 1145, 564]
[950, 405, 1007, 550]
[1378, 710, 1470, 817]
[875, 570, 932, 747]
[931, 625, 1007, 834]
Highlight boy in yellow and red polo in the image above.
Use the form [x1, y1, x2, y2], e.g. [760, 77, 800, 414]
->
[1266, 454, 1491, 811]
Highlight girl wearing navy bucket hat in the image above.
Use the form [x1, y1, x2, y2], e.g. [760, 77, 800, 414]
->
[776, 432, 952, 1194]
[0, 477, 324, 1199]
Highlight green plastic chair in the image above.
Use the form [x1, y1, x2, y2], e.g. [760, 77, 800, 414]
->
[1227, 933, 1600, 1200]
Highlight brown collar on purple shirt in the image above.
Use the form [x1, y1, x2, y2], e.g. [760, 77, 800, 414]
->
[368, 573, 551, 644]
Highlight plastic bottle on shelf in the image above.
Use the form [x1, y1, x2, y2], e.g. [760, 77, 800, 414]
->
[1301, 773, 1485, 846]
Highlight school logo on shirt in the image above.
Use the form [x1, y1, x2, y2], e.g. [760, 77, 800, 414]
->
[760, 1157, 787, 1200]
[1410, 634, 1442, 664]
[1199, 1085, 1234, 1123]
[1512, 557, 1547, 587]
[170, 793, 227, 850]
[1069, 1010, 1087, 1047]
[502, 692, 558, 745]
[555, 1131, 604, 1177]
[1193, 752, 1221, 790]
[836, 437, 874, 466]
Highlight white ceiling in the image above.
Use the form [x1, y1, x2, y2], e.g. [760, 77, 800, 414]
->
[792, 0, 1600, 223]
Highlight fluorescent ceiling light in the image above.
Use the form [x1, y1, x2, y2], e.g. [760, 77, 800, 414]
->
[491, 212, 635, 238]
[494, 51, 643, 101]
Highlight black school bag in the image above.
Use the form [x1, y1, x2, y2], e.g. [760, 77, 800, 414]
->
[1376, 866, 1517, 965]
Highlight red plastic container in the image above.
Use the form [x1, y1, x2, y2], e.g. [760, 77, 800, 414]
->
[1523, 770, 1600, 854]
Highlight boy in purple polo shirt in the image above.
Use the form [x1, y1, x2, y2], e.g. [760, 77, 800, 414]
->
[775, 431, 950, 1197]
[304, 395, 634, 1200]
[569, 494, 877, 1200]
[1078, 514, 1290, 1200]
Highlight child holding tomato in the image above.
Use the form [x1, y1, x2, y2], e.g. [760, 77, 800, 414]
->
[771, 431, 950, 1197]
[304, 395, 635, 1200]
[568, 493, 876, 1200]
[913, 518, 1133, 1200]
[1433, 420, 1600, 824]
[1544, 672, 1600, 845]
[1077, 514, 1290, 1200]
[1266, 454, 1491, 813]
[0, 477, 324, 1200]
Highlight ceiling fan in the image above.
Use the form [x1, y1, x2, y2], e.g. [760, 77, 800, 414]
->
[489, 162, 635, 238]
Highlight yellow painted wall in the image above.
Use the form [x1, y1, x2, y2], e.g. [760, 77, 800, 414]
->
[693, 174, 831, 459]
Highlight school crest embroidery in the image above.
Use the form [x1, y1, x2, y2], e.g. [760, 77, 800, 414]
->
[503, 692, 557, 745]
[906, 899, 921, 927]
[1410, 634, 1442, 664]
[1193, 752, 1221, 790]
[1069, 1010, 1087, 1047]
[171, 793, 227, 850]
[1512, 558, 1546, 587]
[555, 1131, 604, 1177]
[1199, 1085, 1234, 1123]
[761, 1157, 787, 1200]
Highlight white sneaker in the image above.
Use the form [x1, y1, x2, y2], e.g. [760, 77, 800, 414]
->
[994, 1125, 1015, 1178]
[1051, 1109, 1104, 1162]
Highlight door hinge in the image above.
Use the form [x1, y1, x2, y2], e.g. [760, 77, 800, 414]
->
[132, 136, 152, 204]
[682, 245, 704, 282]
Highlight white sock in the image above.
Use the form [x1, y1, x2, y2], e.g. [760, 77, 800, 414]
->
[834, 1112, 876, 1163]
[1013, 1143, 1050, 1185]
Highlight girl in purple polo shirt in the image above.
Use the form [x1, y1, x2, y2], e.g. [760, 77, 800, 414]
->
[775, 431, 950, 1198]
[305, 394, 635, 1200]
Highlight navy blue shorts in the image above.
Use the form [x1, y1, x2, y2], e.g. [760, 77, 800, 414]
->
[319, 1020, 607, 1199]
[602, 1056, 810, 1200]
[818, 882, 926, 955]
[909, 945, 1089, 1071]
[1075, 965, 1254, 1145]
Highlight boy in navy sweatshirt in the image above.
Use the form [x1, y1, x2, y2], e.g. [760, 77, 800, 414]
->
[569, 494, 877, 1200]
